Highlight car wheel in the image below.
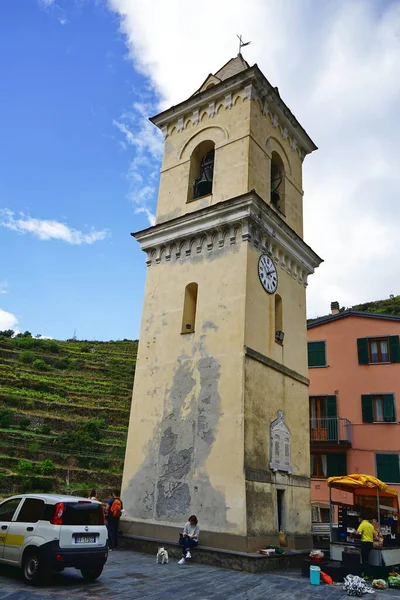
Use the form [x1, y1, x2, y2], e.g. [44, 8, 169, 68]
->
[80, 566, 103, 581]
[22, 552, 45, 585]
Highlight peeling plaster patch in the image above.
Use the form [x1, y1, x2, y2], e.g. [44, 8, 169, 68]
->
[126, 341, 229, 530]
[156, 480, 191, 519]
[164, 448, 193, 478]
[159, 427, 178, 456]
[202, 320, 218, 332]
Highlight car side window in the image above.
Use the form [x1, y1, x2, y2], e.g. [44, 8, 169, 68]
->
[0, 498, 22, 522]
[16, 498, 45, 523]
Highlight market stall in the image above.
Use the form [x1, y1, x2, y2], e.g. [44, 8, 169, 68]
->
[327, 474, 400, 569]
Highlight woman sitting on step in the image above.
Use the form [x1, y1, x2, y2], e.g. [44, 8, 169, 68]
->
[178, 515, 200, 565]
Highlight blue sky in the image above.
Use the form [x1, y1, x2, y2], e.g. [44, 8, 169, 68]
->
[1, 0, 399, 340]
[0, 0, 160, 340]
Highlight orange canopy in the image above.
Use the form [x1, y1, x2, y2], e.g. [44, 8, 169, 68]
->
[327, 474, 398, 496]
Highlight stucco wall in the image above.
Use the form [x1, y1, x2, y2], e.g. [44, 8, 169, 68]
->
[308, 315, 400, 503]
[244, 356, 311, 539]
[245, 244, 308, 376]
[122, 242, 248, 535]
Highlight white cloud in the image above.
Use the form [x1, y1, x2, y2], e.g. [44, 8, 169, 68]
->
[108, 0, 400, 316]
[113, 101, 163, 225]
[0, 308, 18, 331]
[37, 0, 67, 25]
[0, 281, 7, 295]
[0, 209, 108, 245]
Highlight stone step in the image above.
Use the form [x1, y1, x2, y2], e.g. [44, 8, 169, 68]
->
[118, 533, 309, 573]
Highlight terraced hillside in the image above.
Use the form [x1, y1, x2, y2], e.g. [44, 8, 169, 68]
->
[0, 334, 137, 500]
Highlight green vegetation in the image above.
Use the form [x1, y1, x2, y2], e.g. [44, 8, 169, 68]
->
[0, 333, 138, 499]
[308, 295, 400, 323]
[352, 295, 400, 316]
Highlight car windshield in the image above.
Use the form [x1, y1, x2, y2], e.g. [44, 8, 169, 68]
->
[62, 502, 103, 526]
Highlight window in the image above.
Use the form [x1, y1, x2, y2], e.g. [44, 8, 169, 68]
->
[188, 141, 215, 201]
[376, 453, 400, 484]
[275, 294, 283, 343]
[181, 283, 198, 334]
[311, 453, 347, 478]
[308, 341, 326, 367]
[357, 335, 400, 365]
[0, 497, 22, 522]
[310, 396, 337, 441]
[16, 498, 45, 523]
[361, 394, 396, 423]
[270, 152, 285, 212]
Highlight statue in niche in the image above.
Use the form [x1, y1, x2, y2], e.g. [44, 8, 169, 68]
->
[270, 410, 292, 473]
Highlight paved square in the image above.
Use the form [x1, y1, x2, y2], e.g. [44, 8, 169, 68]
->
[1, 550, 400, 599]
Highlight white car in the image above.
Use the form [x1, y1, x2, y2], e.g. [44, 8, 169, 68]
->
[0, 493, 108, 585]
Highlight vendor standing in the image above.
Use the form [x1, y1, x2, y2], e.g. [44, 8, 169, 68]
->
[355, 515, 375, 568]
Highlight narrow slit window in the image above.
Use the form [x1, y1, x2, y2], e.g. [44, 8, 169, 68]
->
[275, 294, 283, 343]
[181, 283, 198, 334]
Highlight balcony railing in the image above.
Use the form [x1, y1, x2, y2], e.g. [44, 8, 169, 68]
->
[310, 417, 352, 445]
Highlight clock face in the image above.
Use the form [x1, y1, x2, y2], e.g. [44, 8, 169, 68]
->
[258, 254, 278, 294]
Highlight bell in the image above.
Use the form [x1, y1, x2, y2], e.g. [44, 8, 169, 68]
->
[194, 151, 214, 198]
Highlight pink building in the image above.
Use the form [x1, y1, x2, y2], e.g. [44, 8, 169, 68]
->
[307, 304, 400, 517]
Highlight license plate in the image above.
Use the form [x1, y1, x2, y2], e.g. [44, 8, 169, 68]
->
[75, 535, 95, 544]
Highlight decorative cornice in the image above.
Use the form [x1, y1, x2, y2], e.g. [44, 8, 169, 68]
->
[132, 192, 323, 287]
[150, 66, 317, 158]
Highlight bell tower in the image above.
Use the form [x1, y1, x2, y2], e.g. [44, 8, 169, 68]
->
[121, 55, 322, 551]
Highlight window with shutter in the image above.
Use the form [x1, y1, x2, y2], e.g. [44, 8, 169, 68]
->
[383, 394, 396, 422]
[389, 336, 400, 363]
[326, 453, 347, 477]
[361, 394, 395, 423]
[361, 395, 373, 423]
[376, 454, 400, 483]
[308, 341, 326, 368]
[357, 338, 369, 364]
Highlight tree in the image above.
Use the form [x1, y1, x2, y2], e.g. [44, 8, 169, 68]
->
[0, 329, 14, 338]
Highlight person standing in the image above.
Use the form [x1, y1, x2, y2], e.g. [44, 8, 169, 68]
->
[106, 490, 123, 550]
[355, 515, 375, 570]
[178, 515, 200, 565]
[88, 488, 98, 501]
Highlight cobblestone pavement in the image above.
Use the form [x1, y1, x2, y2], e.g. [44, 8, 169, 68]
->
[1, 551, 400, 599]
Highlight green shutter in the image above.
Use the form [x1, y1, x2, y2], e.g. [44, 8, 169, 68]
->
[362, 395, 373, 423]
[376, 454, 400, 483]
[357, 338, 369, 364]
[326, 395, 338, 441]
[308, 341, 326, 367]
[327, 453, 347, 477]
[389, 336, 400, 363]
[383, 394, 396, 422]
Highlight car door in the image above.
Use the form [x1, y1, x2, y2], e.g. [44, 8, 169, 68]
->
[0, 497, 23, 560]
[4, 497, 45, 564]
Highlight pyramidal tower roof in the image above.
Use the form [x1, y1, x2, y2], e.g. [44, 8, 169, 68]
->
[193, 54, 250, 95]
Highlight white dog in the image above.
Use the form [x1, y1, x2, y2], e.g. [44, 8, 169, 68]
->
[156, 547, 169, 564]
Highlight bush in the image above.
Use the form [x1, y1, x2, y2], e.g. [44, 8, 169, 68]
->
[17, 459, 34, 474]
[32, 359, 49, 371]
[54, 358, 69, 370]
[38, 459, 56, 475]
[20, 350, 36, 364]
[40, 424, 52, 435]
[0, 409, 14, 428]
[28, 441, 40, 453]
[19, 417, 31, 430]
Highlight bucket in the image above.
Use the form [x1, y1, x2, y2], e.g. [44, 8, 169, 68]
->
[310, 565, 321, 585]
